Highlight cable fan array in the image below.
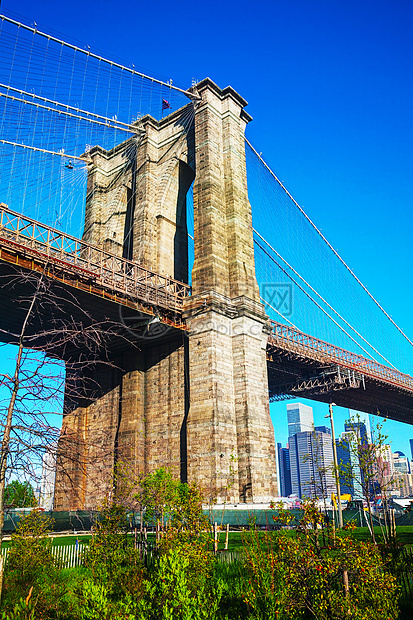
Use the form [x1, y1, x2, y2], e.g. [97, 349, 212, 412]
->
[0, 12, 411, 381]
[0, 12, 192, 238]
[246, 140, 413, 377]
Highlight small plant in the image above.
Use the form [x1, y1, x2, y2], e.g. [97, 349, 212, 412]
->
[84, 498, 144, 598]
[5, 510, 55, 596]
[1, 586, 35, 620]
[137, 544, 223, 620]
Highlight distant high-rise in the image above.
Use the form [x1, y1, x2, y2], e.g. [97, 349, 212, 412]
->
[287, 403, 314, 437]
[344, 420, 369, 446]
[380, 445, 394, 476]
[315, 425, 331, 435]
[393, 451, 410, 475]
[289, 429, 334, 499]
[409, 439, 413, 461]
[277, 443, 292, 497]
[336, 431, 363, 498]
[39, 446, 57, 511]
[347, 410, 372, 443]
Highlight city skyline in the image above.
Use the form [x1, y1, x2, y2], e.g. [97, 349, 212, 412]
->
[271, 398, 413, 464]
[277, 400, 413, 499]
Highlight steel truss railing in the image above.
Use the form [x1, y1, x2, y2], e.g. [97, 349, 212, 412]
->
[269, 321, 413, 393]
[0, 204, 190, 312]
[1, 203, 411, 393]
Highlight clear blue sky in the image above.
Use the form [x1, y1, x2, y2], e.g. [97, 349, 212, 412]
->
[2, 0, 413, 456]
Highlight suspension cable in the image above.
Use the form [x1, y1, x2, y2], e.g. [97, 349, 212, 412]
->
[246, 137, 413, 348]
[254, 236, 400, 369]
[253, 229, 397, 368]
[0, 13, 200, 101]
[0, 83, 138, 130]
[0, 139, 89, 161]
[260, 296, 298, 329]
[0, 92, 136, 133]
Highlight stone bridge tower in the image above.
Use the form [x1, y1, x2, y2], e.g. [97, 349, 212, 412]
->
[54, 78, 277, 509]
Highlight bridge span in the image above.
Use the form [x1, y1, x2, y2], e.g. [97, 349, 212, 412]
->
[267, 323, 413, 424]
[1, 78, 412, 510]
[1, 202, 412, 425]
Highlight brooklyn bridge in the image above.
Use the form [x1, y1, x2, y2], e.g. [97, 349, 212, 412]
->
[0, 14, 412, 509]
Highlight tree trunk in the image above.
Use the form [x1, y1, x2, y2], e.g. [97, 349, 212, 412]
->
[367, 502, 376, 544]
[1, 341, 26, 544]
[0, 274, 43, 542]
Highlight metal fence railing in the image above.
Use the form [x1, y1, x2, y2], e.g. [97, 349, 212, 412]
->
[269, 320, 413, 393]
[1, 544, 85, 568]
[0, 204, 190, 313]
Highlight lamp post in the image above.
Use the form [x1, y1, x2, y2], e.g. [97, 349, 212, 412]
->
[326, 402, 343, 528]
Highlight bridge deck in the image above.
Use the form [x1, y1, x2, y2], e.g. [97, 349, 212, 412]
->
[0, 204, 190, 326]
[269, 322, 413, 392]
[268, 323, 413, 423]
[1, 204, 412, 423]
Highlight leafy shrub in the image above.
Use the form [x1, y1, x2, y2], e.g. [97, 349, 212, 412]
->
[6, 511, 55, 588]
[84, 499, 145, 599]
[137, 544, 223, 620]
[242, 501, 400, 620]
[3, 510, 58, 617]
[0, 586, 35, 620]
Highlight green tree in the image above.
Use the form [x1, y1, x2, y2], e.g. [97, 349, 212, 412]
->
[141, 467, 179, 533]
[84, 498, 144, 599]
[338, 414, 400, 544]
[171, 481, 209, 533]
[158, 481, 210, 553]
[4, 481, 36, 508]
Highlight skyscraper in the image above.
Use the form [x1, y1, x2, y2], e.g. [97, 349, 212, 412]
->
[347, 410, 372, 443]
[277, 443, 292, 497]
[392, 451, 410, 475]
[336, 431, 363, 498]
[289, 429, 334, 499]
[287, 403, 314, 437]
[344, 420, 369, 446]
[288, 403, 313, 498]
[39, 446, 57, 511]
[315, 425, 331, 435]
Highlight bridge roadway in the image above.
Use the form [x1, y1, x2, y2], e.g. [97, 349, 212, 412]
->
[0, 204, 412, 424]
[0, 204, 188, 338]
[267, 324, 413, 424]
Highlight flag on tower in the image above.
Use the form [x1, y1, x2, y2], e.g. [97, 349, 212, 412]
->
[162, 99, 171, 111]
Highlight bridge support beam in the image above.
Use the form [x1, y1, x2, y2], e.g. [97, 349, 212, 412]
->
[54, 338, 187, 510]
[184, 79, 277, 502]
[54, 78, 277, 509]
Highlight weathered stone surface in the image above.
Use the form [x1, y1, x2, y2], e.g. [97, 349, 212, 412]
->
[54, 79, 277, 510]
[54, 339, 186, 510]
[184, 79, 276, 501]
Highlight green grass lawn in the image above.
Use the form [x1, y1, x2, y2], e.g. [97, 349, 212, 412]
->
[3, 526, 413, 550]
[216, 526, 413, 550]
[1, 534, 92, 548]
[346, 525, 413, 545]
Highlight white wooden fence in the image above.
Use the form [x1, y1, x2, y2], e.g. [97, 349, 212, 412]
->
[0, 543, 239, 569]
[1, 544, 85, 568]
